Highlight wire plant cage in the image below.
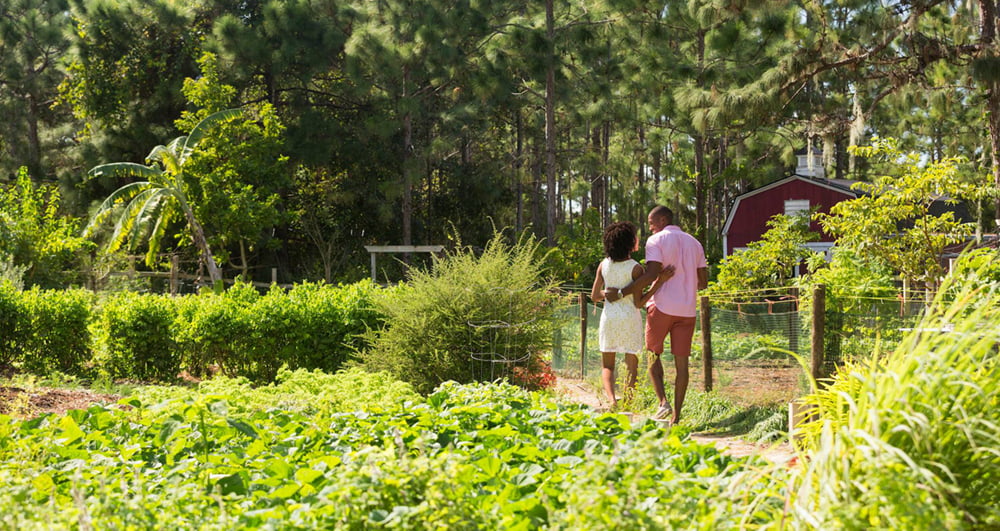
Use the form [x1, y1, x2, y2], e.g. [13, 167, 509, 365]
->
[468, 287, 539, 383]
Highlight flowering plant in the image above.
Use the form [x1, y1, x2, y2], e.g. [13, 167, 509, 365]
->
[511, 356, 556, 391]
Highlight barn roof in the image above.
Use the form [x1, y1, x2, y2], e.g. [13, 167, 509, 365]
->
[722, 174, 860, 237]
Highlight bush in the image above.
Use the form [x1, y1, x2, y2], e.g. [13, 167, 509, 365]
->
[0, 167, 93, 289]
[362, 232, 559, 394]
[284, 281, 382, 373]
[174, 283, 277, 382]
[0, 282, 26, 368]
[93, 292, 180, 382]
[18, 288, 94, 375]
[175, 281, 381, 383]
[173, 289, 235, 378]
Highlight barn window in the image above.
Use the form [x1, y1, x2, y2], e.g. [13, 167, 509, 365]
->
[784, 199, 810, 217]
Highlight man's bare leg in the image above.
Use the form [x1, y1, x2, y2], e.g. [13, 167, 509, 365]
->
[648, 353, 668, 408]
[672, 354, 689, 425]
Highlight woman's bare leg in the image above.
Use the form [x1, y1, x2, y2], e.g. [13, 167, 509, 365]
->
[601, 352, 617, 408]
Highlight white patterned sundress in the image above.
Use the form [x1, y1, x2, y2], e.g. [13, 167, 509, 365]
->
[598, 257, 644, 354]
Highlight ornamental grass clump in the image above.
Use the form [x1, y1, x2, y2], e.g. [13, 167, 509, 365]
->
[787, 266, 1000, 529]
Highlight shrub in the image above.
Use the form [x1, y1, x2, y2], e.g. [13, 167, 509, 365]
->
[708, 213, 818, 295]
[92, 292, 180, 382]
[174, 281, 382, 383]
[362, 232, 559, 394]
[173, 289, 236, 378]
[0, 167, 93, 288]
[0, 282, 26, 368]
[283, 281, 382, 373]
[949, 247, 1000, 292]
[18, 288, 94, 375]
[174, 283, 274, 382]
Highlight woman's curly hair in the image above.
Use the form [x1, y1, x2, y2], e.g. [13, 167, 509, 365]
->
[603, 222, 637, 261]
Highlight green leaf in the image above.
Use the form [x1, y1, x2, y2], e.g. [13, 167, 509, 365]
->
[294, 467, 323, 484]
[157, 418, 183, 445]
[209, 400, 229, 416]
[57, 415, 85, 444]
[554, 455, 584, 467]
[31, 473, 55, 496]
[270, 482, 300, 499]
[216, 472, 247, 495]
[226, 418, 258, 439]
[476, 455, 502, 477]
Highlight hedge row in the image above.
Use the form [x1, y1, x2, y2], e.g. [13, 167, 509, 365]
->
[0, 281, 382, 383]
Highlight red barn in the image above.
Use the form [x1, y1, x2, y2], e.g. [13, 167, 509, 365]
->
[721, 174, 859, 259]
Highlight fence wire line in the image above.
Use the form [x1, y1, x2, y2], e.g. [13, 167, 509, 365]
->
[706, 285, 800, 294]
[551, 289, 925, 392]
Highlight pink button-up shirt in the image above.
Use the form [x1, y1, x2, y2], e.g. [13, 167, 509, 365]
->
[644, 225, 707, 317]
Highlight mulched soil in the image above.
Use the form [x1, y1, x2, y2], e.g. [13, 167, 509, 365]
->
[0, 386, 122, 418]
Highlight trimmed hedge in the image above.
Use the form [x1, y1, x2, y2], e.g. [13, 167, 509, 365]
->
[175, 281, 382, 382]
[92, 292, 180, 381]
[0, 282, 25, 368]
[18, 287, 93, 375]
[0, 281, 382, 383]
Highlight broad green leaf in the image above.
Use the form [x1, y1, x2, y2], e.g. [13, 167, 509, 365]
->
[476, 455, 502, 477]
[226, 418, 258, 439]
[215, 472, 247, 495]
[294, 467, 323, 484]
[57, 415, 85, 444]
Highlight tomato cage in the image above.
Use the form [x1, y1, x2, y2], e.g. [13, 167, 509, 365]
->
[467, 287, 540, 384]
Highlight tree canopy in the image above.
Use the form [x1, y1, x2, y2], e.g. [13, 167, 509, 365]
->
[0, 0, 998, 287]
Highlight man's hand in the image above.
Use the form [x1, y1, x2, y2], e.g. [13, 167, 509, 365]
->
[604, 287, 621, 302]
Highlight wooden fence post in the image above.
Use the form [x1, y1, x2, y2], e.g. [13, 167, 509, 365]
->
[789, 287, 800, 354]
[700, 295, 712, 392]
[579, 293, 587, 378]
[169, 255, 180, 295]
[811, 284, 826, 383]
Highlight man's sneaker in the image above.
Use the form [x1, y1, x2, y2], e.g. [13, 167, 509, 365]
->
[652, 405, 672, 422]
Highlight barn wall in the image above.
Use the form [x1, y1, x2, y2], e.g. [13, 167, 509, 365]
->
[726, 179, 856, 256]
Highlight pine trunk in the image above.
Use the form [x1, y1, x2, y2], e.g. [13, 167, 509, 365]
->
[515, 111, 524, 232]
[545, 0, 557, 246]
[402, 66, 413, 248]
[981, 1, 1000, 224]
[26, 94, 42, 179]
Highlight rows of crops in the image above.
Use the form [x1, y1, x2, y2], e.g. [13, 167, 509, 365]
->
[1, 369, 759, 529]
[5, 273, 1000, 528]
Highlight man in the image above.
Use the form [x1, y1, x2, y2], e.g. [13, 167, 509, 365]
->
[605, 205, 707, 425]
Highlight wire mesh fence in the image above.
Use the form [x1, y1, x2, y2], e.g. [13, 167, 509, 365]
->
[824, 293, 925, 363]
[706, 300, 808, 405]
[550, 285, 930, 406]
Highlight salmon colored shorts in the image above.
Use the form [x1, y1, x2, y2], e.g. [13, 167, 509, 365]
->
[645, 305, 696, 357]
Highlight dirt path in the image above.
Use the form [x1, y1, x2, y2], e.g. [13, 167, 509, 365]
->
[553, 377, 796, 464]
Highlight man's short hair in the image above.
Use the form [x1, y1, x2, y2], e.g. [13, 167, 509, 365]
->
[650, 205, 673, 225]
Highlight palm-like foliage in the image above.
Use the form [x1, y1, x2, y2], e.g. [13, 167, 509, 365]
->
[83, 109, 243, 284]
